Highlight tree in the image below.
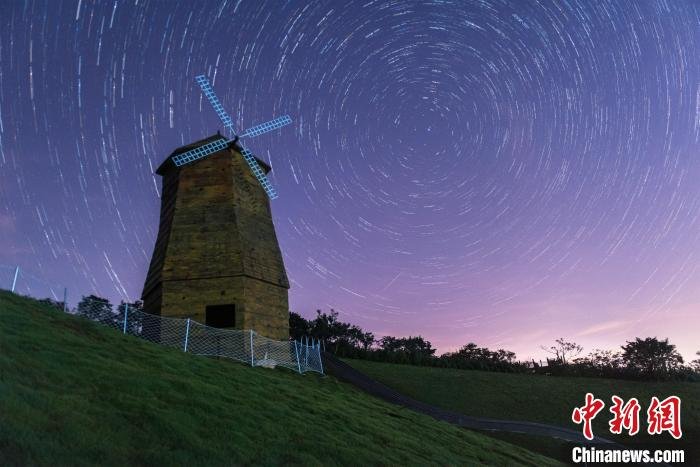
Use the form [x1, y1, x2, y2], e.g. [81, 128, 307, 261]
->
[289, 311, 310, 340]
[379, 335, 435, 364]
[691, 351, 700, 373]
[492, 349, 517, 364]
[569, 349, 624, 377]
[541, 338, 583, 364]
[310, 309, 340, 344]
[621, 337, 684, 378]
[116, 300, 144, 334]
[358, 331, 375, 350]
[76, 295, 113, 323]
[579, 349, 623, 370]
[440, 343, 518, 371]
[304, 309, 370, 355]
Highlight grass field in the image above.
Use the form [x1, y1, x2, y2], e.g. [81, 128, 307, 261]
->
[345, 359, 699, 462]
[0, 290, 562, 466]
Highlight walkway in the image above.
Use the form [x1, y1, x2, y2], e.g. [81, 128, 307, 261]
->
[322, 353, 618, 445]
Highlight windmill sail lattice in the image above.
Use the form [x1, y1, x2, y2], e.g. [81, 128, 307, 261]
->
[172, 138, 229, 167]
[172, 74, 292, 200]
[195, 75, 235, 135]
[241, 116, 292, 138]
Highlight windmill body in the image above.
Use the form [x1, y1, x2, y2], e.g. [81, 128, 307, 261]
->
[141, 75, 292, 339]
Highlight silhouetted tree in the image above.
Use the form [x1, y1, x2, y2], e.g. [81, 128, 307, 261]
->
[541, 338, 583, 364]
[691, 351, 700, 373]
[379, 335, 435, 364]
[289, 311, 310, 340]
[288, 309, 373, 356]
[77, 295, 113, 323]
[310, 309, 339, 344]
[567, 349, 624, 378]
[440, 343, 518, 371]
[621, 337, 683, 378]
[358, 331, 375, 350]
[576, 349, 623, 370]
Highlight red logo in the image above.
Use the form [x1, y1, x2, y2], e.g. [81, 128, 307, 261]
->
[647, 396, 682, 439]
[572, 392, 605, 440]
[572, 394, 682, 440]
[609, 395, 641, 436]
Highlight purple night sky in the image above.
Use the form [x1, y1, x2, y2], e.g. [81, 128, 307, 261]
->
[1, 0, 699, 361]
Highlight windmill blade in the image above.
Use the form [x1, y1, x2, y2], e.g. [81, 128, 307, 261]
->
[195, 75, 237, 136]
[172, 137, 230, 167]
[240, 146, 278, 199]
[240, 115, 292, 138]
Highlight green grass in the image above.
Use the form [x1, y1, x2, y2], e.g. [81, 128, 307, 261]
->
[345, 359, 700, 462]
[0, 290, 562, 466]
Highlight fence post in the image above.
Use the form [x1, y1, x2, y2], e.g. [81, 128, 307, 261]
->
[250, 330, 255, 367]
[63, 288, 68, 313]
[304, 336, 309, 368]
[11, 266, 19, 292]
[318, 341, 324, 375]
[183, 318, 191, 352]
[294, 339, 302, 374]
[122, 304, 129, 334]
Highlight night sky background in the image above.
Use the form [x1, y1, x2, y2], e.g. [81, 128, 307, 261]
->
[1, 0, 699, 360]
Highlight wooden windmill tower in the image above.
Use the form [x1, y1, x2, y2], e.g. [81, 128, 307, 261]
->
[141, 75, 291, 339]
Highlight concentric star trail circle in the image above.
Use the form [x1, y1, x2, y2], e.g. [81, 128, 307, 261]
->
[1, 0, 698, 358]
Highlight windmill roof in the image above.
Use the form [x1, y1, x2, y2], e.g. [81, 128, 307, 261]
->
[156, 133, 272, 175]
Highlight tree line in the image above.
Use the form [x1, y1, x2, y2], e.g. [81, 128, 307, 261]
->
[291, 310, 536, 370]
[291, 310, 700, 382]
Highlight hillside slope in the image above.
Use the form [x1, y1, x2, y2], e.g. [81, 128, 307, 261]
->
[345, 359, 698, 462]
[0, 291, 560, 466]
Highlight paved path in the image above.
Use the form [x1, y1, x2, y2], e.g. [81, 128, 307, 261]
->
[322, 353, 617, 445]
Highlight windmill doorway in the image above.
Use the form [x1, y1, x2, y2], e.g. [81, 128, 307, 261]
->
[205, 304, 236, 328]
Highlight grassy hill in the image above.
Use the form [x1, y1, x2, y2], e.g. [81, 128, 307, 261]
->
[345, 359, 699, 462]
[0, 290, 560, 466]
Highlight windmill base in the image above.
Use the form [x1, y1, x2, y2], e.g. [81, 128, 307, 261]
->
[143, 275, 289, 340]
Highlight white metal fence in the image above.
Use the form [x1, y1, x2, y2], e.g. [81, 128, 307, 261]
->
[2, 264, 323, 375]
[78, 302, 323, 374]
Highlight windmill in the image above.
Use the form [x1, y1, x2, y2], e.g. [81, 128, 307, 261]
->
[172, 74, 292, 199]
[141, 74, 291, 340]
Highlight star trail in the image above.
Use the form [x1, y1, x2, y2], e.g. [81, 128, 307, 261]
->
[1, 0, 699, 359]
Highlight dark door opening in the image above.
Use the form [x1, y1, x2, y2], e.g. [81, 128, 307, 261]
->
[205, 304, 236, 328]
